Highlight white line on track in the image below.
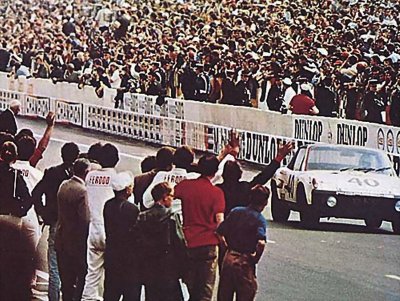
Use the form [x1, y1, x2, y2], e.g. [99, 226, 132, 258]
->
[385, 275, 400, 281]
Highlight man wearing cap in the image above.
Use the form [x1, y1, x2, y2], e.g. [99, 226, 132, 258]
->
[235, 70, 252, 107]
[194, 63, 211, 102]
[55, 158, 91, 301]
[0, 100, 21, 135]
[103, 171, 141, 300]
[362, 79, 387, 124]
[289, 83, 319, 115]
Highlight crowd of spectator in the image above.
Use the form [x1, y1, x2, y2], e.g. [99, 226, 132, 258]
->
[0, 0, 399, 125]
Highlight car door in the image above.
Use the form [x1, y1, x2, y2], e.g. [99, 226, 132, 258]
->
[280, 147, 307, 202]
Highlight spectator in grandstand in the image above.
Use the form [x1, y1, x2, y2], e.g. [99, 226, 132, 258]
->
[362, 79, 387, 124]
[390, 80, 400, 126]
[0, 100, 21, 135]
[289, 83, 319, 115]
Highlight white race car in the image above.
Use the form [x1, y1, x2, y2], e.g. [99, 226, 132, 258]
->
[271, 144, 400, 233]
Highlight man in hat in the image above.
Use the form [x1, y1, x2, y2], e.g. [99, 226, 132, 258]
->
[235, 70, 252, 107]
[0, 100, 21, 135]
[362, 79, 387, 124]
[103, 171, 141, 300]
[194, 63, 211, 102]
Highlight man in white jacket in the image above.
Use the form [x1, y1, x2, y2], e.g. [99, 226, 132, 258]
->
[82, 143, 119, 301]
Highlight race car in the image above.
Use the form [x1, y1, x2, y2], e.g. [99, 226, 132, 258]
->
[271, 144, 400, 233]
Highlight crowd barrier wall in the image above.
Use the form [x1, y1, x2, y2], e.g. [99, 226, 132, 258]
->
[0, 72, 399, 175]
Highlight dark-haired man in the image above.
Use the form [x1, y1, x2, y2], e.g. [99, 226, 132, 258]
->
[82, 143, 119, 301]
[56, 158, 91, 301]
[32, 142, 80, 301]
[0, 100, 21, 135]
[217, 185, 269, 301]
[138, 182, 184, 301]
[103, 172, 141, 301]
[174, 154, 225, 301]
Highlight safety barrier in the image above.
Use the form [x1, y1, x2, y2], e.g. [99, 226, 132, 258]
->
[0, 72, 399, 175]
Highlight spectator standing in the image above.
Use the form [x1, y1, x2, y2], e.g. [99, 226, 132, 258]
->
[390, 82, 400, 126]
[216, 185, 270, 301]
[32, 142, 80, 301]
[13, 135, 44, 294]
[174, 154, 225, 301]
[138, 182, 184, 301]
[82, 143, 119, 301]
[289, 84, 319, 115]
[220, 70, 237, 105]
[142, 146, 198, 211]
[315, 77, 337, 117]
[235, 70, 252, 107]
[0, 100, 21, 135]
[55, 159, 91, 301]
[0, 41, 10, 71]
[266, 77, 285, 112]
[103, 172, 141, 300]
[95, 4, 114, 32]
[134, 146, 175, 211]
[363, 79, 387, 124]
[0, 141, 33, 301]
[194, 63, 211, 102]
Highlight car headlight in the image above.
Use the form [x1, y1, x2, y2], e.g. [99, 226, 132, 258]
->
[395, 200, 400, 212]
[327, 196, 337, 208]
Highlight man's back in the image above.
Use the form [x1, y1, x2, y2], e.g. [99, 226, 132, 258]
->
[86, 168, 116, 224]
[32, 162, 72, 225]
[0, 109, 17, 135]
[175, 177, 225, 248]
[56, 177, 90, 255]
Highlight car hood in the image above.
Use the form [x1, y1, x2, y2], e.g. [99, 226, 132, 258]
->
[305, 170, 400, 198]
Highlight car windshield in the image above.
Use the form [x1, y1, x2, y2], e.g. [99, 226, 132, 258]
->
[306, 146, 394, 175]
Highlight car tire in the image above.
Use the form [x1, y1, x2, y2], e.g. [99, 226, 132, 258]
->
[392, 217, 400, 234]
[364, 216, 382, 230]
[298, 185, 319, 229]
[271, 181, 290, 223]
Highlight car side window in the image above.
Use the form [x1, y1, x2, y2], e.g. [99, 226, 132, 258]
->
[293, 148, 306, 171]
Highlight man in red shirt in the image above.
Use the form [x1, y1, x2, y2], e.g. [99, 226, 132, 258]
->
[175, 154, 225, 301]
[289, 83, 319, 115]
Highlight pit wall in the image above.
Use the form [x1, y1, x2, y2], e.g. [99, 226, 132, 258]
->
[0, 72, 399, 175]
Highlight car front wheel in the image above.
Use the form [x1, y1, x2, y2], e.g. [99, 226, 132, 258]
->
[298, 185, 319, 229]
[271, 181, 290, 223]
[364, 216, 382, 230]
